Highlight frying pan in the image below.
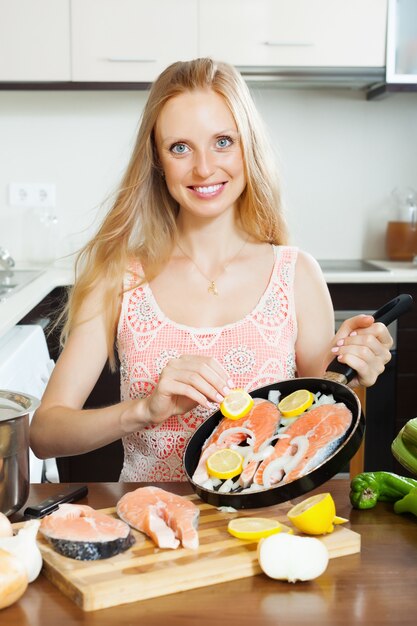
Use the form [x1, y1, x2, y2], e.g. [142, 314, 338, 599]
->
[184, 294, 413, 509]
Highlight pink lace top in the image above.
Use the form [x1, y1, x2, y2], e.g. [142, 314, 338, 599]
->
[117, 245, 298, 482]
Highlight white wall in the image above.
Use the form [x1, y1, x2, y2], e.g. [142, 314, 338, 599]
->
[0, 86, 416, 265]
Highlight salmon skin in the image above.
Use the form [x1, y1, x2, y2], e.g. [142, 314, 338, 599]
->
[39, 503, 135, 561]
[254, 402, 352, 487]
[116, 486, 200, 550]
[192, 398, 281, 485]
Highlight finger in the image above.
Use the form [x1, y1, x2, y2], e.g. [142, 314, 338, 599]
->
[167, 356, 235, 395]
[332, 333, 389, 361]
[160, 365, 229, 405]
[335, 314, 374, 340]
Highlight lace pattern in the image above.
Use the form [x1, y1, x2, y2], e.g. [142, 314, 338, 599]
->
[117, 245, 298, 482]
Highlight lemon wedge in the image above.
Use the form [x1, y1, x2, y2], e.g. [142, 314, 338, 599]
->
[278, 389, 314, 418]
[228, 517, 282, 541]
[206, 449, 244, 480]
[287, 493, 348, 535]
[220, 389, 254, 420]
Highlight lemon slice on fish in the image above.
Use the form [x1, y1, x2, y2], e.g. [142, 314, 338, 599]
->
[287, 493, 348, 535]
[206, 449, 244, 480]
[278, 389, 314, 418]
[220, 389, 254, 420]
[227, 517, 282, 541]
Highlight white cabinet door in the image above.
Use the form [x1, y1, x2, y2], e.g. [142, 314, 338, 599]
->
[0, 0, 71, 81]
[71, 0, 198, 82]
[199, 0, 387, 68]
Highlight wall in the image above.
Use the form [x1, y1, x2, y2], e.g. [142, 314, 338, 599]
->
[0, 86, 416, 265]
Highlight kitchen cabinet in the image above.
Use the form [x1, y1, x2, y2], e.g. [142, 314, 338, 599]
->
[199, 0, 387, 69]
[0, 0, 71, 82]
[71, 0, 198, 83]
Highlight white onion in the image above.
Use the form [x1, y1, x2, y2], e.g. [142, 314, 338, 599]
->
[218, 478, 237, 493]
[261, 452, 291, 488]
[0, 520, 42, 583]
[258, 533, 329, 582]
[0, 513, 13, 538]
[281, 435, 310, 474]
[268, 390, 281, 404]
[217, 427, 256, 447]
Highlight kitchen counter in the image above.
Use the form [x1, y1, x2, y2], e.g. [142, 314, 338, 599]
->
[1, 259, 417, 341]
[0, 264, 73, 338]
[6, 479, 417, 626]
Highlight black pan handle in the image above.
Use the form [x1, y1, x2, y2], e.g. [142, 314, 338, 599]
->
[326, 293, 413, 384]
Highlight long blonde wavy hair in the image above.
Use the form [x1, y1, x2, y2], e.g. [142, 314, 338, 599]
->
[62, 58, 288, 368]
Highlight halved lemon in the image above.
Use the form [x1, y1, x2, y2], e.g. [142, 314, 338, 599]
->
[220, 388, 254, 420]
[287, 493, 348, 535]
[206, 449, 244, 480]
[278, 389, 314, 418]
[227, 517, 282, 541]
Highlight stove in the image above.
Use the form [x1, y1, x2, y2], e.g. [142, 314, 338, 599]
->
[317, 259, 389, 273]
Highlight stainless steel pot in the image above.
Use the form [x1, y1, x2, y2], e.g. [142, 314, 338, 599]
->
[0, 390, 39, 516]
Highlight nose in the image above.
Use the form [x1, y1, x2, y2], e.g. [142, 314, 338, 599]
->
[192, 148, 216, 179]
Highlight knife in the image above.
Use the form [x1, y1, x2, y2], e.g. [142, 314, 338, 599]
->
[23, 485, 88, 518]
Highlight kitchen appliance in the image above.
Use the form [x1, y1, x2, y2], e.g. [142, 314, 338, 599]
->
[0, 325, 58, 484]
[0, 390, 39, 516]
[184, 294, 413, 509]
[317, 259, 389, 273]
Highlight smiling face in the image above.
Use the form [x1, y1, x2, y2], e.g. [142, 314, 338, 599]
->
[154, 88, 246, 221]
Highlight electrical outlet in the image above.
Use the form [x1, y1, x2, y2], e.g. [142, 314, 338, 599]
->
[8, 183, 56, 208]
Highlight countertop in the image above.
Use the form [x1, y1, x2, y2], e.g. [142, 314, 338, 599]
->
[1, 259, 417, 340]
[6, 479, 417, 626]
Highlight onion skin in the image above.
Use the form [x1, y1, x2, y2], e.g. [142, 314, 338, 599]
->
[257, 533, 329, 583]
[0, 548, 28, 610]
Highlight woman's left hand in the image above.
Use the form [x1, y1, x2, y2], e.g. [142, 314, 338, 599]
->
[329, 314, 394, 387]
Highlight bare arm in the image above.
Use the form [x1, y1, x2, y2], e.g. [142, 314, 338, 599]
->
[293, 250, 335, 378]
[293, 250, 393, 386]
[30, 280, 233, 460]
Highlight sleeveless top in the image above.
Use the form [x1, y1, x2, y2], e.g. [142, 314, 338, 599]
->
[116, 245, 298, 482]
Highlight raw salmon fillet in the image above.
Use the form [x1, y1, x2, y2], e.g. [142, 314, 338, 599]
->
[39, 503, 134, 561]
[116, 486, 199, 550]
[254, 402, 352, 487]
[192, 398, 280, 485]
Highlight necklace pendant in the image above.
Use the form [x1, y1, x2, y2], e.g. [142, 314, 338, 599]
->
[208, 281, 219, 296]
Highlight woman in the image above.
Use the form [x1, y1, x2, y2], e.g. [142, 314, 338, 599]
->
[30, 58, 392, 481]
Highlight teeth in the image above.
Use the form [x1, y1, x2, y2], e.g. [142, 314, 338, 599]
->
[193, 184, 222, 194]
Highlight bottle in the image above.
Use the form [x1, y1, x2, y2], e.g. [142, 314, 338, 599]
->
[385, 187, 417, 261]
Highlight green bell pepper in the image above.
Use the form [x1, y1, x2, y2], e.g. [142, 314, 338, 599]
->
[350, 471, 417, 510]
[393, 487, 417, 518]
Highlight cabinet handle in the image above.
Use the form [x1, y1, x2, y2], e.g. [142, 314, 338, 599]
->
[106, 57, 157, 63]
[263, 41, 314, 47]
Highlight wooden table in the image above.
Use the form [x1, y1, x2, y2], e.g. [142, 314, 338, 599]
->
[5, 479, 417, 626]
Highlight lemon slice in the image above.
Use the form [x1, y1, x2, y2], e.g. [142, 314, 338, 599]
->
[220, 389, 254, 420]
[278, 389, 314, 418]
[206, 449, 244, 480]
[287, 493, 348, 535]
[228, 517, 282, 540]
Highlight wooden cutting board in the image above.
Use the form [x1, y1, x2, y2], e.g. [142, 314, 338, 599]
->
[31, 494, 360, 611]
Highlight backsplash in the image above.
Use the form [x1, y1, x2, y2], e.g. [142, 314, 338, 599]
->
[0, 87, 416, 264]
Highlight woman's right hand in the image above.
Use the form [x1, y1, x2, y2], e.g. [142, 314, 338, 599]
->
[140, 355, 235, 425]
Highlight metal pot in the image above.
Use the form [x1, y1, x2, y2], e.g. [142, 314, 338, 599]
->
[0, 390, 39, 516]
[184, 294, 413, 509]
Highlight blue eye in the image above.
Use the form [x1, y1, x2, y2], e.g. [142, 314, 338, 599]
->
[216, 136, 233, 149]
[170, 143, 189, 155]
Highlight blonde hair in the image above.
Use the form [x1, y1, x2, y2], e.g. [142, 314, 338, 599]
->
[62, 58, 288, 368]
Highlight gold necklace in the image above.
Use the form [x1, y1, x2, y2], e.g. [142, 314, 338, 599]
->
[176, 236, 249, 296]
